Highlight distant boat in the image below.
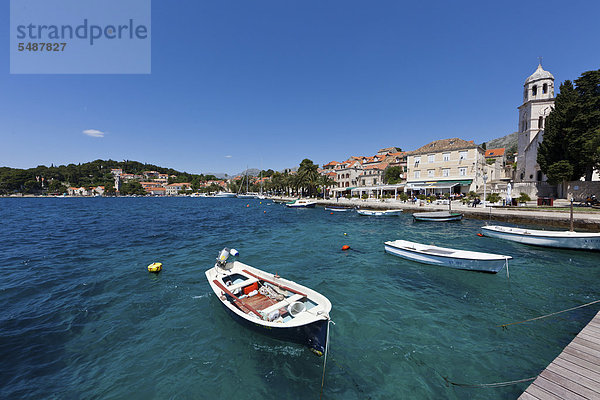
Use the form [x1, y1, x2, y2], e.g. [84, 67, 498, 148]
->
[384, 239, 512, 273]
[413, 211, 463, 221]
[324, 206, 353, 212]
[214, 192, 236, 198]
[237, 194, 257, 199]
[205, 248, 332, 356]
[480, 225, 600, 251]
[286, 199, 317, 208]
[356, 209, 402, 216]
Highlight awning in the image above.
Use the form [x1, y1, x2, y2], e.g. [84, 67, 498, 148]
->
[406, 180, 472, 190]
[350, 184, 405, 192]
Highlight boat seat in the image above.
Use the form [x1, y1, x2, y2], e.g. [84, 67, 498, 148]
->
[226, 277, 259, 293]
[260, 293, 305, 315]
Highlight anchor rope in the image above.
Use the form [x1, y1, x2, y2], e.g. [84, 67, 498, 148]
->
[442, 375, 537, 388]
[320, 319, 334, 400]
[498, 299, 600, 329]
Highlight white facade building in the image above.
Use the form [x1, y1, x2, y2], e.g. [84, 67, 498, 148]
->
[516, 63, 555, 182]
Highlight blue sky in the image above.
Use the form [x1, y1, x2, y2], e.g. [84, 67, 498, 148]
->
[2, 0, 599, 175]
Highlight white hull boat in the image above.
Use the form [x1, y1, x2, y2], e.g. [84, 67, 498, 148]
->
[356, 209, 402, 216]
[324, 206, 353, 212]
[205, 248, 332, 355]
[413, 211, 463, 222]
[384, 239, 512, 273]
[286, 199, 317, 208]
[481, 225, 600, 251]
[214, 192, 237, 198]
[236, 194, 257, 199]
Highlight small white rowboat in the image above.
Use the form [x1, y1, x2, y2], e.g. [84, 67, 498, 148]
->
[481, 225, 600, 251]
[356, 209, 402, 216]
[384, 239, 512, 273]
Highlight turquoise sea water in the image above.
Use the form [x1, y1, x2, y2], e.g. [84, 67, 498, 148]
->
[1, 197, 599, 399]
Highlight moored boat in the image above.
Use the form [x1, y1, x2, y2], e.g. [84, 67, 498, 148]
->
[286, 199, 317, 208]
[480, 225, 600, 250]
[205, 248, 332, 355]
[214, 192, 237, 198]
[324, 206, 353, 212]
[384, 239, 512, 273]
[413, 211, 463, 221]
[356, 209, 402, 216]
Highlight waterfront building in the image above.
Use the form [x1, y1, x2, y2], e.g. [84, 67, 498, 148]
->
[331, 159, 363, 197]
[405, 138, 486, 196]
[516, 63, 555, 182]
[166, 182, 191, 195]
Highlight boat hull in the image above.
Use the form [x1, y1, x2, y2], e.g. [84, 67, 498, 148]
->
[413, 212, 463, 221]
[217, 299, 329, 355]
[481, 226, 600, 250]
[384, 242, 507, 273]
[356, 210, 402, 216]
[324, 207, 353, 212]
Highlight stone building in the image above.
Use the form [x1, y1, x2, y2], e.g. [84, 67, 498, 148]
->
[516, 63, 555, 182]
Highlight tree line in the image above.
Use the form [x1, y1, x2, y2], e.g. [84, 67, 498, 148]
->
[0, 159, 218, 195]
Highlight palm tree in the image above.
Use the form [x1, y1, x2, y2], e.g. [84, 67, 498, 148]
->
[297, 159, 319, 197]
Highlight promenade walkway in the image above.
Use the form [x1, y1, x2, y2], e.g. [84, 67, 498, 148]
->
[274, 197, 600, 230]
[519, 311, 600, 399]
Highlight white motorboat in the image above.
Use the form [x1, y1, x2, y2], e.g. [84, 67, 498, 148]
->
[286, 199, 317, 208]
[356, 209, 402, 216]
[384, 239, 512, 273]
[481, 225, 600, 251]
[214, 192, 237, 198]
[413, 211, 463, 221]
[205, 248, 332, 356]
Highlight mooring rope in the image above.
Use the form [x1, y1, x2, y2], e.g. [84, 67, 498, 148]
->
[320, 319, 335, 400]
[498, 299, 600, 329]
[442, 375, 537, 388]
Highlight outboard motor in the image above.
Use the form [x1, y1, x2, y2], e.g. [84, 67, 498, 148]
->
[215, 248, 239, 271]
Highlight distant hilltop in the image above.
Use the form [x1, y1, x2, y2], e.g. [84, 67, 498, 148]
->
[484, 132, 518, 153]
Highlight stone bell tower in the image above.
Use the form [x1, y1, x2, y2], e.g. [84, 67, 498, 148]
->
[516, 62, 555, 182]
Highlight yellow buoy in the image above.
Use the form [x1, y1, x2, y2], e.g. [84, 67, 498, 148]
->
[148, 262, 162, 273]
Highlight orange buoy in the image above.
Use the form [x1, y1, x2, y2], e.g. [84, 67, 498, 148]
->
[246, 204, 250, 207]
[330, 212, 334, 215]
[263, 211, 266, 214]
[342, 245, 350, 251]
[477, 233, 483, 237]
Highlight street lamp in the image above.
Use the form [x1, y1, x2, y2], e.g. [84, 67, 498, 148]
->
[483, 174, 488, 207]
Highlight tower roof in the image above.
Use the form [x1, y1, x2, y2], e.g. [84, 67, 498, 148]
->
[525, 63, 554, 85]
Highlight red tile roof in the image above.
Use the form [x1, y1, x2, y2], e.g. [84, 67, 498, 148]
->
[485, 148, 506, 157]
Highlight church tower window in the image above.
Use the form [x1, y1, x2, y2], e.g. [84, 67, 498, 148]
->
[543, 83, 548, 94]
[538, 116, 543, 129]
[532, 85, 537, 96]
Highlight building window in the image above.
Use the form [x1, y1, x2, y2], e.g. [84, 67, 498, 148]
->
[532, 85, 537, 96]
[539, 116, 544, 129]
[428, 169, 434, 177]
[362, 180, 365, 185]
[414, 156, 421, 166]
[443, 168, 450, 177]
[459, 167, 467, 176]
[443, 153, 450, 161]
[414, 171, 421, 179]
[459, 151, 467, 160]
[374, 179, 378, 184]
[543, 83, 548, 94]
[428, 154, 435, 163]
